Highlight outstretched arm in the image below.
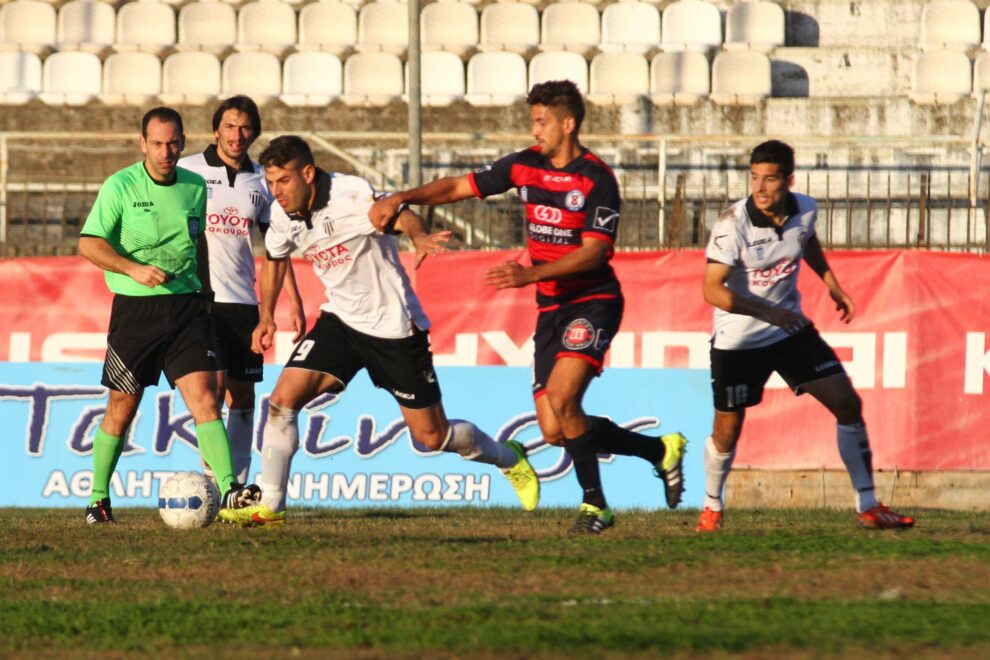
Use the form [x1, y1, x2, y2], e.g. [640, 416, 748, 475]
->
[485, 236, 611, 290]
[252, 256, 289, 353]
[369, 175, 476, 232]
[393, 208, 453, 269]
[803, 235, 855, 323]
[78, 235, 170, 288]
[702, 260, 809, 334]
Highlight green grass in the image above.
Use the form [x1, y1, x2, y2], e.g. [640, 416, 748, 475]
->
[3, 507, 990, 657]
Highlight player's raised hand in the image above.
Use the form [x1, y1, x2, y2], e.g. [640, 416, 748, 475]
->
[128, 264, 169, 288]
[485, 260, 532, 290]
[830, 288, 856, 323]
[412, 230, 452, 269]
[369, 194, 404, 232]
[252, 318, 277, 354]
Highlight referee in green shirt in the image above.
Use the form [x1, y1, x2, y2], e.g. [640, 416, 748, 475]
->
[78, 107, 260, 524]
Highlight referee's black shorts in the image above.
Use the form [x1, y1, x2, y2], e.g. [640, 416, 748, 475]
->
[210, 302, 263, 382]
[102, 293, 217, 394]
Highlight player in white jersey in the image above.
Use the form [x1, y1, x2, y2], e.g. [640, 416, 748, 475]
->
[178, 96, 305, 485]
[218, 135, 540, 526]
[699, 140, 914, 532]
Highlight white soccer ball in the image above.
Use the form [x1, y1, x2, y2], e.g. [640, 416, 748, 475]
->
[158, 471, 220, 529]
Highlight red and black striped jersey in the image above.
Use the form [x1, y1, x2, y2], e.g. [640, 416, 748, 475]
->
[468, 146, 622, 308]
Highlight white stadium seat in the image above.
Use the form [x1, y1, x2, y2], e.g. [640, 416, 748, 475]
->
[599, 2, 660, 56]
[465, 51, 527, 106]
[39, 50, 101, 105]
[57, 0, 115, 54]
[421, 2, 478, 58]
[222, 51, 281, 102]
[710, 49, 771, 105]
[725, 0, 786, 53]
[660, 0, 721, 53]
[410, 50, 464, 106]
[540, 2, 599, 57]
[0, 51, 42, 104]
[479, 3, 539, 55]
[114, 1, 175, 56]
[177, 1, 237, 56]
[529, 51, 588, 95]
[357, 1, 409, 56]
[0, 0, 57, 55]
[588, 52, 649, 105]
[161, 51, 221, 104]
[236, 0, 297, 56]
[910, 49, 972, 104]
[921, 0, 980, 51]
[650, 51, 709, 105]
[281, 51, 342, 106]
[975, 51, 990, 92]
[342, 51, 404, 105]
[297, 1, 358, 57]
[100, 51, 160, 105]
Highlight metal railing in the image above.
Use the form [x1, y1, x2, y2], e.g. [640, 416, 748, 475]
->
[2, 131, 988, 256]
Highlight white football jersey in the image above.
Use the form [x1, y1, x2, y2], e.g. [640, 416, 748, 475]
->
[265, 170, 430, 339]
[705, 192, 818, 350]
[178, 146, 272, 305]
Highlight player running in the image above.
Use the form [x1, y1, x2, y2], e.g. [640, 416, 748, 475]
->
[219, 135, 539, 526]
[370, 80, 686, 534]
[178, 96, 304, 485]
[78, 107, 260, 524]
[699, 139, 915, 532]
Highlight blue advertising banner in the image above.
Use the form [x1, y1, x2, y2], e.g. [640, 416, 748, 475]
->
[1, 364, 713, 510]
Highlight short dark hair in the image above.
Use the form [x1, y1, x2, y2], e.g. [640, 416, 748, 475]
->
[258, 135, 315, 169]
[141, 107, 183, 137]
[750, 140, 795, 177]
[212, 95, 262, 137]
[527, 80, 585, 132]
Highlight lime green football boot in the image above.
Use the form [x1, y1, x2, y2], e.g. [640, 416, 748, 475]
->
[503, 440, 540, 511]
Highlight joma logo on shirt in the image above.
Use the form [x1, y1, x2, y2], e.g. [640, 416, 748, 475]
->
[132, 201, 154, 208]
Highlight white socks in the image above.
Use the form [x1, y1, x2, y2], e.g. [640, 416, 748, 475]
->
[226, 408, 254, 485]
[837, 421, 878, 513]
[259, 403, 300, 513]
[440, 421, 517, 469]
[703, 435, 735, 512]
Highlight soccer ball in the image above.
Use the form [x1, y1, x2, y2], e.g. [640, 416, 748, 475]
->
[158, 471, 220, 529]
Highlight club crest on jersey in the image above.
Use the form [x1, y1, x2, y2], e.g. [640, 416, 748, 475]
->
[187, 215, 201, 239]
[593, 206, 619, 232]
[562, 319, 595, 350]
[564, 190, 585, 211]
[250, 189, 264, 208]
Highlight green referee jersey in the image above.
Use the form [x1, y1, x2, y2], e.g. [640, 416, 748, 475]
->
[81, 161, 207, 296]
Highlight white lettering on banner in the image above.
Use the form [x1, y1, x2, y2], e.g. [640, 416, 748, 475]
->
[413, 474, 443, 501]
[964, 333, 990, 394]
[391, 473, 414, 498]
[304, 472, 331, 501]
[609, 332, 635, 367]
[126, 470, 153, 498]
[432, 334, 479, 366]
[882, 332, 907, 388]
[9, 332, 30, 362]
[480, 331, 534, 366]
[641, 332, 711, 369]
[42, 333, 106, 362]
[369, 473, 389, 501]
[42, 470, 70, 497]
[821, 332, 876, 389]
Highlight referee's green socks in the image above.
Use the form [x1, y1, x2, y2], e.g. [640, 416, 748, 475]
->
[197, 419, 236, 493]
[89, 428, 123, 505]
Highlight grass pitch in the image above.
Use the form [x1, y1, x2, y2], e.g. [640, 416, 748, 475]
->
[3, 507, 990, 657]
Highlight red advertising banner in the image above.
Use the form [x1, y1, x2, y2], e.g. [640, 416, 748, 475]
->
[2, 251, 989, 470]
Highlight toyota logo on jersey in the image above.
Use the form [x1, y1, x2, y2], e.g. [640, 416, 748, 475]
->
[562, 319, 595, 350]
[534, 205, 563, 224]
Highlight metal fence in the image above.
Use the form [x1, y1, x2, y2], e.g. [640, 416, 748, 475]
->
[2, 132, 988, 256]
